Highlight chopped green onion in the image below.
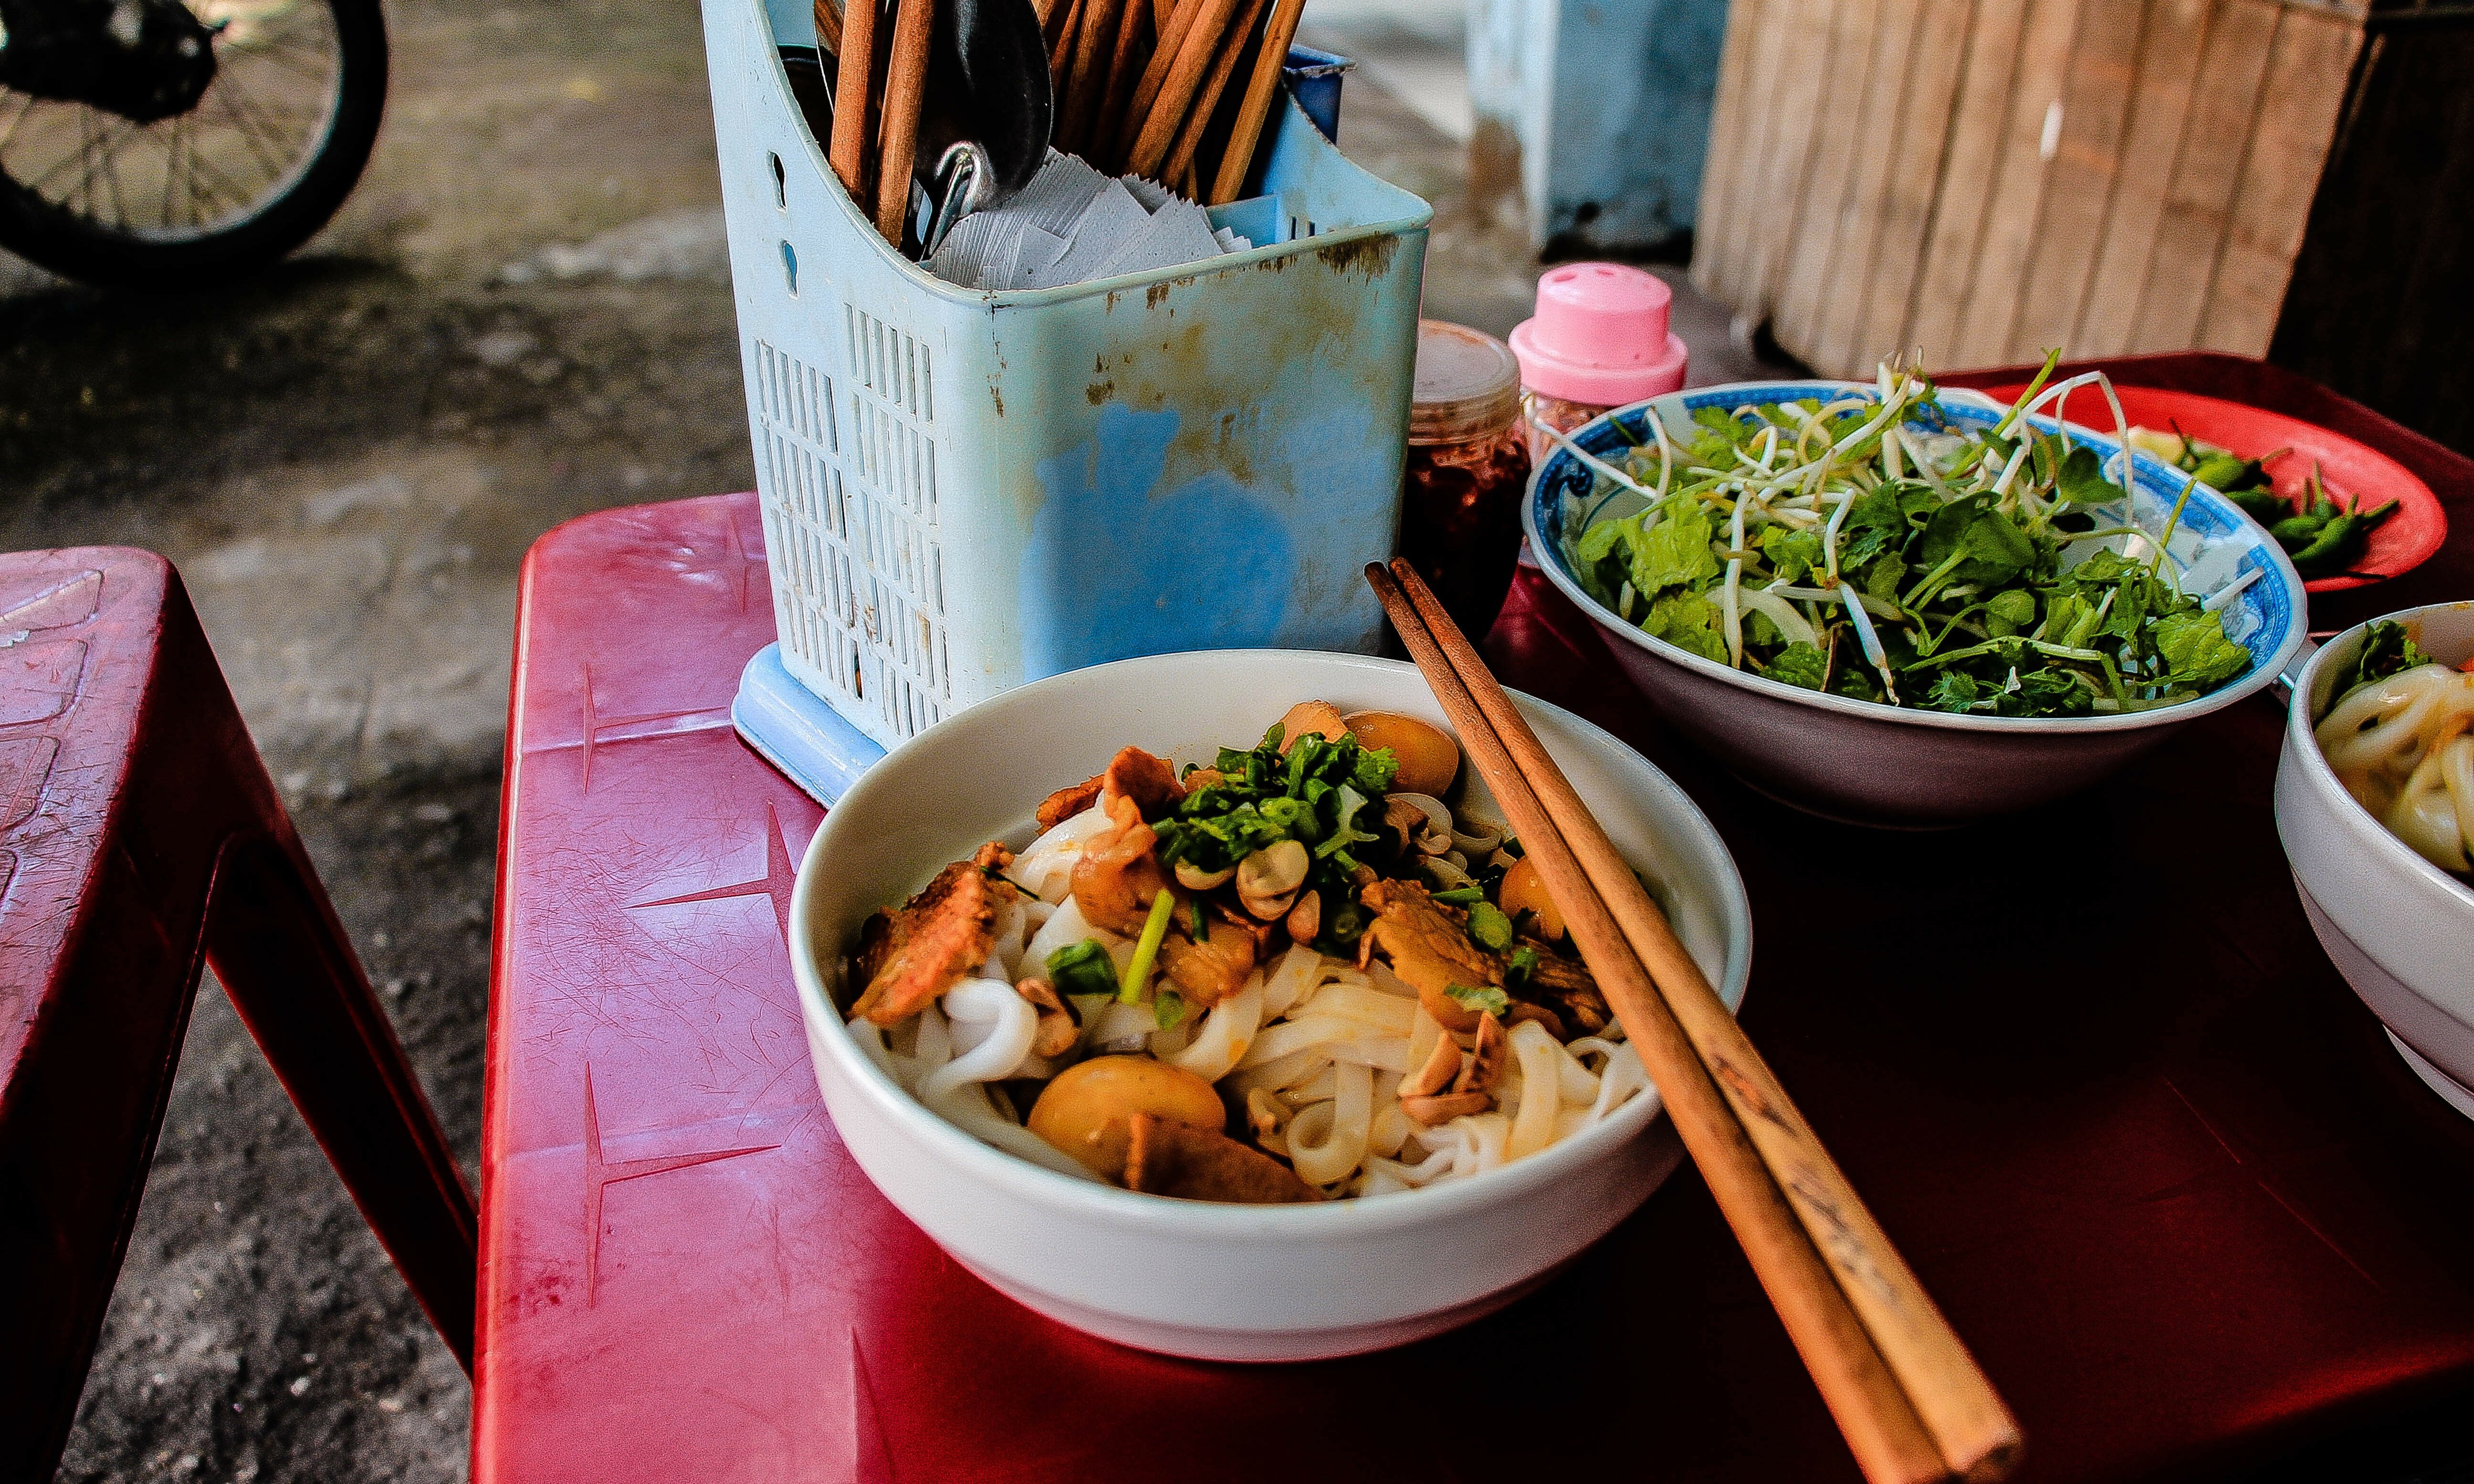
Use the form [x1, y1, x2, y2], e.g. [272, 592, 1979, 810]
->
[1506, 945, 1538, 990]
[1467, 901, 1514, 952]
[1445, 982, 1510, 1017]
[1047, 940, 1118, 1001]
[1429, 886, 1485, 906]
[1121, 889, 1177, 1003]
[1189, 897, 1207, 942]
[1154, 989, 1188, 1030]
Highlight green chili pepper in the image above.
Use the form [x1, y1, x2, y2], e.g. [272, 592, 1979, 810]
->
[2270, 513, 2327, 550]
[2228, 489, 2291, 524]
[2287, 498, 2399, 578]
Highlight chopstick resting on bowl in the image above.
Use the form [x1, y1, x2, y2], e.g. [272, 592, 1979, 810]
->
[1365, 559, 2021, 1484]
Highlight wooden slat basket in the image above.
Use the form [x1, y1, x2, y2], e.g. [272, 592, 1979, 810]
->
[1691, 0, 2365, 377]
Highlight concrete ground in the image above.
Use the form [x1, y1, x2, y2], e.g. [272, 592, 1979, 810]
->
[5, 1, 1774, 1477]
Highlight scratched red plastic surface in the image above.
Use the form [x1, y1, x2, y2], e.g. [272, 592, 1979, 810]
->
[480, 359, 2474, 1484]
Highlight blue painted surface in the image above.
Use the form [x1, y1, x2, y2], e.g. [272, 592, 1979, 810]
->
[1019, 404, 1296, 677]
[1468, 0, 1729, 251]
[1546, 0, 1729, 250]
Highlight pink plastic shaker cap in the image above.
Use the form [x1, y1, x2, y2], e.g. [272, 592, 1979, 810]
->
[1508, 261, 1690, 406]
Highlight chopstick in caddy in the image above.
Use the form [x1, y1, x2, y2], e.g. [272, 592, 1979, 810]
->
[1365, 559, 2022, 1484]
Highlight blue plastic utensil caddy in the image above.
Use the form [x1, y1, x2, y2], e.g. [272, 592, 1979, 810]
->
[700, 0, 1432, 798]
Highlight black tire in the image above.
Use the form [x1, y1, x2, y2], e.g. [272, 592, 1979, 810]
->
[0, 0, 387, 288]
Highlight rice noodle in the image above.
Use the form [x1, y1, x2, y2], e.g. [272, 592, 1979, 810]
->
[1171, 971, 1266, 1081]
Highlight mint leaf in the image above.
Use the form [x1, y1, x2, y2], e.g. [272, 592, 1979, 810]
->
[1445, 982, 1510, 1018]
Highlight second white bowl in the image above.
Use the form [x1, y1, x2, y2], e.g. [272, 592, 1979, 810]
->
[2275, 601, 2474, 1120]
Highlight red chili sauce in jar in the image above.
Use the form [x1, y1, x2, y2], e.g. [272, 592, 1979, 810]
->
[1398, 320, 1531, 640]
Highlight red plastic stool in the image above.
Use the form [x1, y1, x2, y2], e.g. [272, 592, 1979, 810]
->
[0, 548, 477, 1480]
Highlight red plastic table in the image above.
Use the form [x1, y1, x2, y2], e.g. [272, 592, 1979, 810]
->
[478, 356, 2474, 1483]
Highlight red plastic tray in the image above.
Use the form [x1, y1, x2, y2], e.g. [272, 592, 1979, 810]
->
[1975, 381, 2447, 595]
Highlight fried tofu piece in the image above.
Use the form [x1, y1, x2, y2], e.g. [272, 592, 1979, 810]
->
[1034, 745, 1183, 832]
[1522, 943, 1612, 1037]
[1102, 745, 1184, 820]
[1123, 1113, 1322, 1203]
[850, 850, 1019, 1026]
[1275, 700, 1348, 752]
[1157, 915, 1257, 1008]
[1360, 878, 1502, 1033]
[1070, 793, 1170, 936]
[1035, 774, 1104, 831]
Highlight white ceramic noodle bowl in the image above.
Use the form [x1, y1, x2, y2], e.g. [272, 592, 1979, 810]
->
[789, 650, 1752, 1361]
[1525, 381, 2312, 828]
[2275, 600, 2474, 1120]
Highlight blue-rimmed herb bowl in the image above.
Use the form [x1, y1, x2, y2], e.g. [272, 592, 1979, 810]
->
[1523, 380, 2310, 828]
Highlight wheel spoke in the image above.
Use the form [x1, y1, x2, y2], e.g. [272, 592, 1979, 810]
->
[25, 109, 136, 199]
[0, 93, 43, 156]
[187, 136, 257, 220]
[242, 51, 336, 93]
[214, 74, 294, 183]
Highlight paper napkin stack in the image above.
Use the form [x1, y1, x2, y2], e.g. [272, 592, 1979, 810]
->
[927, 151, 1251, 291]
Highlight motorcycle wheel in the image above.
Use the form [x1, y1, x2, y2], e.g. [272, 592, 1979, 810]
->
[0, 0, 386, 288]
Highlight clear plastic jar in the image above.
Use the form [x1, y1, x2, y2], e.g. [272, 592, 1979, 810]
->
[1400, 320, 1531, 641]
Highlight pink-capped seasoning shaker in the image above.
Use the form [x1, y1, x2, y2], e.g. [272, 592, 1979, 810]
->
[1508, 261, 1691, 460]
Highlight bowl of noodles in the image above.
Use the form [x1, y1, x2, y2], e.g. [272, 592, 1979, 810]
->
[2276, 601, 2474, 1120]
[787, 649, 1751, 1360]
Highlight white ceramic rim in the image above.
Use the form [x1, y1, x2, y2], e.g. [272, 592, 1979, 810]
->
[788, 648, 1755, 1235]
[2284, 600, 2474, 910]
[1522, 378, 2313, 735]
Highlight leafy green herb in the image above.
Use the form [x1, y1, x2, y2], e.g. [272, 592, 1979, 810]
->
[2151, 610, 2250, 687]
[1505, 945, 1539, 991]
[1047, 939, 1118, 1001]
[1153, 989, 1187, 1030]
[2334, 619, 2435, 705]
[1467, 901, 1513, 953]
[1572, 367, 2259, 718]
[1445, 982, 1510, 1018]
[1760, 641, 1829, 690]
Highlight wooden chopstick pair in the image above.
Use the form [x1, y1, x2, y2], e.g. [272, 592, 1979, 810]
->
[1364, 559, 2021, 1484]
[826, 0, 936, 244]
